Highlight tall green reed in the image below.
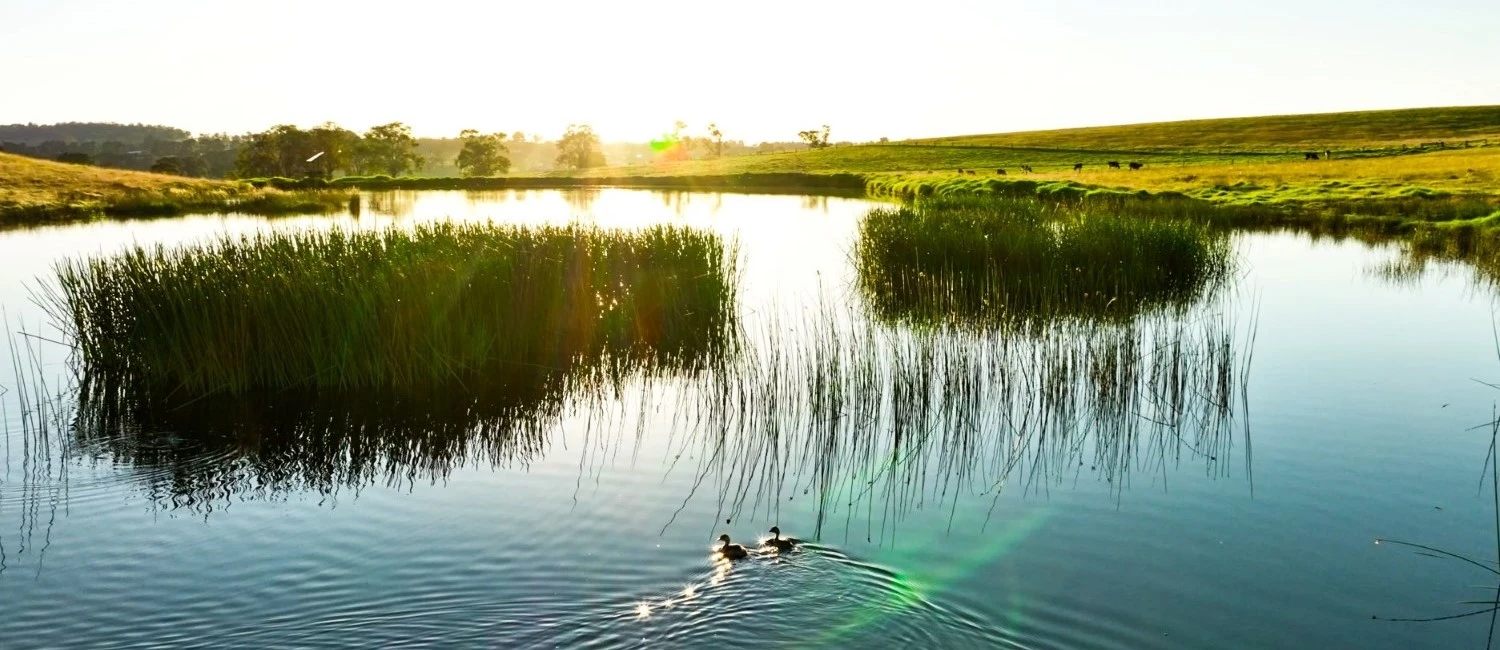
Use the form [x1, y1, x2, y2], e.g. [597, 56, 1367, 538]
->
[855, 195, 1234, 328]
[46, 221, 740, 397]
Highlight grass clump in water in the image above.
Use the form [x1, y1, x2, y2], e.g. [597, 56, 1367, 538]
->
[855, 196, 1234, 327]
[48, 222, 739, 397]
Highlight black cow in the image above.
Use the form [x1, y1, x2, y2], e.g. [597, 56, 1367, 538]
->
[1107, 161, 1121, 169]
[1304, 152, 1320, 160]
[1073, 163, 1084, 172]
[1128, 162, 1143, 171]
[957, 168, 966, 174]
[1021, 164, 1033, 173]
[996, 168, 1006, 175]
[967, 170, 977, 175]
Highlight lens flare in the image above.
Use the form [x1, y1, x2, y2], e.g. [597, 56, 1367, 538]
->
[811, 507, 1052, 645]
[649, 134, 691, 162]
[648, 135, 678, 153]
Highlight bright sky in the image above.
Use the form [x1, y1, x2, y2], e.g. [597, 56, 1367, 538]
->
[2, 0, 1496, 143]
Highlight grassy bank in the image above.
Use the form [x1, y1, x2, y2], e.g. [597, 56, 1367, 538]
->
[865, 170, 1500, 233]
[249, 153, 1500, 235]
[856, 196, 1233, 327]
[0, 152, 352, 225]
[48, 222, 740, 397]
[863, 147, 1500, 207]
[248, 172, 869, 194]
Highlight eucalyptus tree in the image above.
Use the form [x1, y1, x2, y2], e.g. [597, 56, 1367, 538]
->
[455, 129, 512, 177]
[555, 124, 605, 170]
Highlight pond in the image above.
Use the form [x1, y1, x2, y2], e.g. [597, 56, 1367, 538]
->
[1, 189, 1498, 649]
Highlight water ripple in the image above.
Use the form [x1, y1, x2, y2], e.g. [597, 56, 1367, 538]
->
[504, 544, 1023, 649]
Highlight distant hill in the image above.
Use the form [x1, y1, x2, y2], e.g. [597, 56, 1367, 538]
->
[0, 151, 233, 217]
[0, 122, 191, 146]
[913, 105, 1500, 153]
[583, 105, 1500, 177]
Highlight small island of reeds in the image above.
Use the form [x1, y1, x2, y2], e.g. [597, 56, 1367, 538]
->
[47, 221, 740, 399]
[854, 196, 1235, 328]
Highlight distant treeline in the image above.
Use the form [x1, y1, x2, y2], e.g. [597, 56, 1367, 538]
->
[0, 121, 817, 180]
[0, 122, 190, 145]
[1, 129, 249, 177]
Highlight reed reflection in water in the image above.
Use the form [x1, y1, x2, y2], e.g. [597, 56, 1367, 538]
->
[664, 293, 1255, 542]
[7, 289, 1252, 529]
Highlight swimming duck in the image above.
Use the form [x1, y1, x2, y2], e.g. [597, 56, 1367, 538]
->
[717, 534, 749, 560]
[763, 526, 797, 552]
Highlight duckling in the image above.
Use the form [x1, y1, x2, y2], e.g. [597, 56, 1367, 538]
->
[763, 526, 797, 552]
[716, 534, 749, 560]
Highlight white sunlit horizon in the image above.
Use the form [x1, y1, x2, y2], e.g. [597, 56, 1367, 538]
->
[1, 0, 1497, 142]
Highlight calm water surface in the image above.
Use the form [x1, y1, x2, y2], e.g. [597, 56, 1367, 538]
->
[1, 189, 1498, 649]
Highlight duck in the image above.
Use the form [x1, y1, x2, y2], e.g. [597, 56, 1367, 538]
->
[716, 534, 749, 560]
[762, 526, 797, 552]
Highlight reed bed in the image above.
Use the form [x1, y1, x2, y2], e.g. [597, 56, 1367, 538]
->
[9, 281, 1254, 516]
[17, 294, 1253, 516]
[855, 196, 1235, 327]
[47, 221, 740, 397]
[664, 295, 1255, 538]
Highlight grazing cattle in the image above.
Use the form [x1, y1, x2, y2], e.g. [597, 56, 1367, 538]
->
[1021, 164, 1033, 173]
[1107, 161, 1121, 169]
[1073, 163, 1084, 172]
[996, 168, 1006, 175]
[967, 170, 977, 175]
[956, 168, 965, 174]
[1128, 162, 1143, 170]
[1304, 152, 1320, 160]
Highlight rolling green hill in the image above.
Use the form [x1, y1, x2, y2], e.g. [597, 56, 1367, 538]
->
[583, 105, 1500, 178]
[915, 105, 1500, 152]
[571, 105, 1500, 207]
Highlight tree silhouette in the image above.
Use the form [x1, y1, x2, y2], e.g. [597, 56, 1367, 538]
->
[149, 156, 183, 175]
[455, 130, 512, 177]
[706, 123, 724, 158]
[356, 122, 424, 176]
[798, 125, 831, 149]
[555, 124, 605, 170]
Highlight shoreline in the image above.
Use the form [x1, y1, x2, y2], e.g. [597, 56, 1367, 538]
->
[7, 170, 1498, 242]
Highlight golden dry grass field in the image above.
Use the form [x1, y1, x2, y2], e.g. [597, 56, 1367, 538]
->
[0, 151, 242, 212]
